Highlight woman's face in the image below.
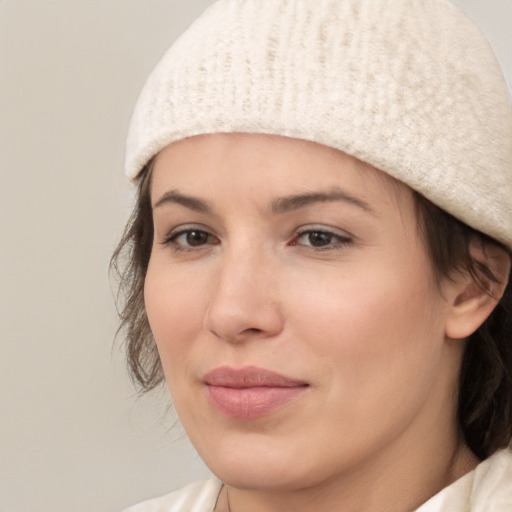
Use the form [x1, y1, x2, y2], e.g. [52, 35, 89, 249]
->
[145, 133, 461, 491]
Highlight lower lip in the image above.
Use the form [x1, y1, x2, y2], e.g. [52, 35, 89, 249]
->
[207, 385, 307, 419]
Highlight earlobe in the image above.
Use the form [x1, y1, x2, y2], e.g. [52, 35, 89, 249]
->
[445, 240, 511, 340]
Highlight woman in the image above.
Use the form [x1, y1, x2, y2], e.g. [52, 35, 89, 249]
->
[114, 0, 512, 510]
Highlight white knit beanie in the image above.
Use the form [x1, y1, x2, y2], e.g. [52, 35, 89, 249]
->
[125, 0, 512, 250]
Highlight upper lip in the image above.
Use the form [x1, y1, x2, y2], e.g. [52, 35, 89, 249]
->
[203, 366, 309, 388]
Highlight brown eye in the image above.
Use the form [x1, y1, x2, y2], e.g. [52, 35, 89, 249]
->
[292, 228, 353, 250]
[186, 230, 210, 246]
[307, 231, 334, 247]
[164, 227, 219, 250]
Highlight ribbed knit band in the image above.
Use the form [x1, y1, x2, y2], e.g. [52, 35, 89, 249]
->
[125, 0, 512, 250]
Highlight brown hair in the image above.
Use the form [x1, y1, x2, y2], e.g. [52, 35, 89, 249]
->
[111, 162, 512, 460]
[413, 193, 512, 459]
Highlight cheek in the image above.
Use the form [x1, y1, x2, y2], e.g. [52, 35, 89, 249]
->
[144, 262, 211, 380]
[288, 261, 447, 413]
[291, 258, 442, 344]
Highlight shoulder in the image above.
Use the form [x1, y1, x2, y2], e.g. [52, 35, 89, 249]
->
[417, 448, 512, 511]
[470, 448, 512, 510]
[121, 479, 223, 512]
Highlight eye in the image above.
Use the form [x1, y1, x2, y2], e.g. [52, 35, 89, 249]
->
[163, 227, 219, 251]
[290, 228, 352, 250]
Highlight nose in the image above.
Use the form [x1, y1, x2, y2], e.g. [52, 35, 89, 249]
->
[204, 250, 284, 344]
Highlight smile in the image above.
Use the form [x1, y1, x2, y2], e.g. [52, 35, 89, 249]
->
[203, 366, 309, 419]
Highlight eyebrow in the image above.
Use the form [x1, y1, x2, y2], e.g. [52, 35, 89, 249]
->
[153, 190, 213, 213]
[270, 188, 375, 215]
[152, 187, 375, 216]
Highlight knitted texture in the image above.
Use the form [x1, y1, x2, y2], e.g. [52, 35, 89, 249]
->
[125, 0, 512, 250]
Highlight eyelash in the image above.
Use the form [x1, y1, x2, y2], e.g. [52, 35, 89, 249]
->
[290, 228, 353, 251]
[162, 227, 219, 252]
[161, 226, 353, 252]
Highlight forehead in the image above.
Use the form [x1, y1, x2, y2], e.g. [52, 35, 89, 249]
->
[151, 133, 412, 209]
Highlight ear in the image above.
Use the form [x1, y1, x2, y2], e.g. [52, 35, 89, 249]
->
[444, 240, 511, 340]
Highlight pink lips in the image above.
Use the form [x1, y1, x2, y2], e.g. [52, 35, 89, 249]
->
[203, 366, 308, 419]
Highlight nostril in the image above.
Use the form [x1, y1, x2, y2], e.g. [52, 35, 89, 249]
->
[204, 284, 283, 343]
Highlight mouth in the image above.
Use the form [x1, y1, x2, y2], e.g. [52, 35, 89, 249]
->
[202, 366, 309, 419]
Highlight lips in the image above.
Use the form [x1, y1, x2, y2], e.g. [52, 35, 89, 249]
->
[203, 366, 308, 419]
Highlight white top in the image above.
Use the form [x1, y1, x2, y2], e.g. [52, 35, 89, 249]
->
[122, 448, 512, 512]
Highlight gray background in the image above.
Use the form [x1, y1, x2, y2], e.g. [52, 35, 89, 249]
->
[1, 1, 510, 511]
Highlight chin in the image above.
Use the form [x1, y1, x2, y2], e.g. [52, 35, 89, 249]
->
[190, 426, 339, 492]
[211, 457, 314, 492]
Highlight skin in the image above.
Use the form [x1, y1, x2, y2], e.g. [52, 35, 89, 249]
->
[145, 133, 482, 512]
